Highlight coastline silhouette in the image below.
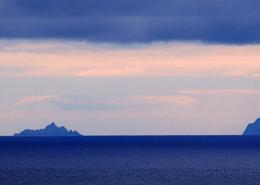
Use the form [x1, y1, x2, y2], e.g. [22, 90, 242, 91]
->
[13, 117, 260, 137]
[243, 118, 260, 135]
[14, 122, 82, 136]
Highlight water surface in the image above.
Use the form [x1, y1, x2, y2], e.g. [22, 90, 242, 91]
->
[0, 136, 260, 185]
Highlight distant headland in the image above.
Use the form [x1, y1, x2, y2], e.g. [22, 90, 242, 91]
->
[243, 118, 260, 135]
[14, 122, 82, 136]
[12, 118, 260, 136]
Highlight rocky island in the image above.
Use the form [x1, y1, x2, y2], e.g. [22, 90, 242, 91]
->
[14, 122, 82, 136]
[243, 118, 260, 135]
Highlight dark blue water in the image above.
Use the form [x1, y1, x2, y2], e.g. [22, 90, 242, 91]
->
[1, 136, 260, 185]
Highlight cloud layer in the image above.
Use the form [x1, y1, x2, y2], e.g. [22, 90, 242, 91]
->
[1, 0, 260, 43]
[15, 95, 197, 111]
[0, 37, 259, 134]
[1, 41, 260, 78]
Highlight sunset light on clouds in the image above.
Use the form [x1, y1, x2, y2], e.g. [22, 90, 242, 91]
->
[2, 1, 260, 184]
[0, 40, 259, 135]
[1, 41, 260, 78]
[0, 0, 260, 136]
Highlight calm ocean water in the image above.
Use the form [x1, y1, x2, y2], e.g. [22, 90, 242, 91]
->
[1, 136, 260, 185]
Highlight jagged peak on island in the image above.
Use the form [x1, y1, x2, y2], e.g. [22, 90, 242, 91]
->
[243, 118, 260, 135]
[14, 122, 82, 136]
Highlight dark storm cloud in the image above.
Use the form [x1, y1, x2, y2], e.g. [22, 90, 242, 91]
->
[0, 0, 260, 43]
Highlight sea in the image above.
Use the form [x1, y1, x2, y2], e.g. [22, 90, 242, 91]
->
[1, 136, 260, 185]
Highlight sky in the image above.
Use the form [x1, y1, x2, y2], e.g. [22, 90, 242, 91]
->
[0, 0, 260, 135]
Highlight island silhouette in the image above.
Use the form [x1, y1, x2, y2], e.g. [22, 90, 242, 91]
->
[243, 118, 260, 135]
[13, 117, 260, 136]
[14, 122, 82, 136]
